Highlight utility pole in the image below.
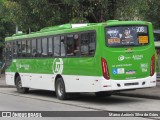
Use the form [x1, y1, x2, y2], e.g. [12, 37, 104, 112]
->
[16, 25, 18, 34]
[29, 28, 31, 34]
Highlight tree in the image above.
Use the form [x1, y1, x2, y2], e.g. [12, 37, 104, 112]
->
[0, 0, 15, 60]
[4, 0, 72, 32]
[4, 0, 160, 31]
[114, 0, 149, 20]
[4, 0, 116, 31]
[144, 0, 160, 29]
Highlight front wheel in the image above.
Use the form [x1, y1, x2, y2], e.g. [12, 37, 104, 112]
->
[15, 76, 29, 93]
[55, 78, 67, 100]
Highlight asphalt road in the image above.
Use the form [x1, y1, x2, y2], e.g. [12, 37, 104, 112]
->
[0, 88, 159, 120]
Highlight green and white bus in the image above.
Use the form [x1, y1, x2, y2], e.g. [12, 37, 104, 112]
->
[5, 20, 156, 100]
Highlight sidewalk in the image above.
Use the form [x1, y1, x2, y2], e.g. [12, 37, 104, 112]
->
[0, 74, 160, 99]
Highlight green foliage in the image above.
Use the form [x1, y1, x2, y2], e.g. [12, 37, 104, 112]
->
[144, 0, 160, 29]
[4, 0, 116, 31]
[115, 0, 149, 20]
[4, 0, 71, 31]
[0, 0, 15, 60]
[1, 0, 160, 31]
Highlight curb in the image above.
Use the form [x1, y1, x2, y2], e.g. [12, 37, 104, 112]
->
[115, 93, 160, 100]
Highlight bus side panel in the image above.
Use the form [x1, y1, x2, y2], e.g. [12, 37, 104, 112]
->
[63, 75, 100, 92]
[5, 72, 15, 86]
[27, 73, 55, 90]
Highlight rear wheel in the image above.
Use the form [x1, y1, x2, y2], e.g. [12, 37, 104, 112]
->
[95, 92, 112, 97]
[15, 76, 29, 93]
[55, 78, 67, 100]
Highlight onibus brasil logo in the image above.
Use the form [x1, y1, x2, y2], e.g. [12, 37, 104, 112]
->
[52, 58, 63, 74]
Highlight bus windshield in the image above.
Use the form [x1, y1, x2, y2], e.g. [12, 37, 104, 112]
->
[106, 26, 148, 47]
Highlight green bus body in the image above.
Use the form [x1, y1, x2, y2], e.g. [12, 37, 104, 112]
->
[5, 20, 156, 99]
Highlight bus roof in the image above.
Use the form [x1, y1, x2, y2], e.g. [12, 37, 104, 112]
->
[5, 20, 150, 41]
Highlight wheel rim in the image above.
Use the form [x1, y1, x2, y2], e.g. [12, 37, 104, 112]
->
[18, 80, 22, 89]
[57, 82, 64, 96]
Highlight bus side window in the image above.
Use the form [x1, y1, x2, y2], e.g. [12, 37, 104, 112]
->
[26, 40, 31, 57]
[66, 34, 74, 56]
[66, 34, 80, 56]
[42, 38, 48, 57]
[89, 32, 96, 56]
[81, 33, 89, 56]
[74, 34, 80, 56]
[17, 41, 22, 57]
[54, 36, 60, 57]
[5, 42, 12, 60]
[32, 39, 37, 57]
[22, 40, 27, 57]
[37, 38, 42, 57]
[48, 37, 53, 57]
[61, 36, 65, 57]
[13, 41, 17, 58]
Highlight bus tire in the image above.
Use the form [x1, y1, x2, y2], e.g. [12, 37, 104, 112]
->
[95, 92, 112, 97]
[15, 76, 29, 94]
[55, 78, 67, 100]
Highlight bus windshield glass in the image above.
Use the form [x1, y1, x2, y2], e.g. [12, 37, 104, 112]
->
[106, 26, 148, 47]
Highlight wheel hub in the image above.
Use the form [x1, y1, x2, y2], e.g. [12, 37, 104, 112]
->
[58, 83, 63, 96]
